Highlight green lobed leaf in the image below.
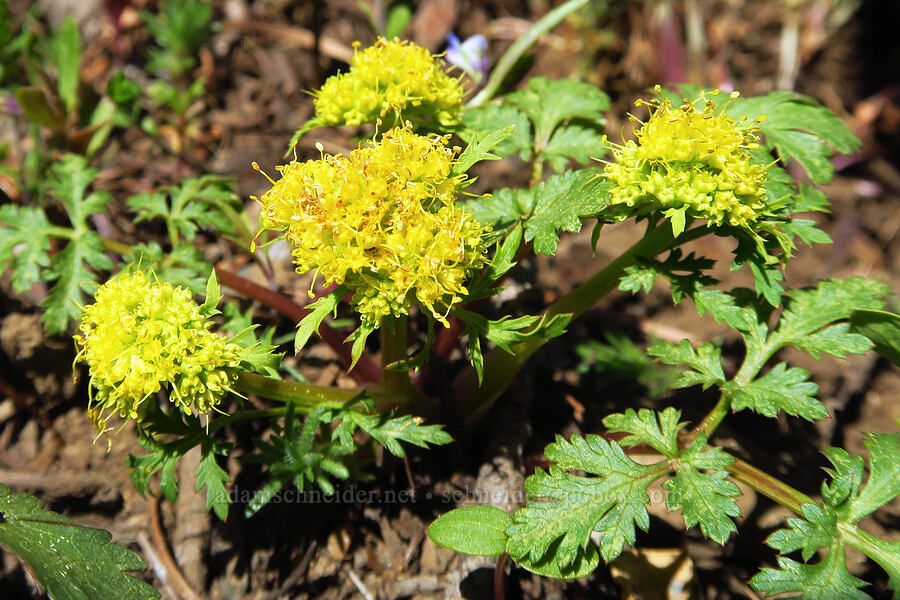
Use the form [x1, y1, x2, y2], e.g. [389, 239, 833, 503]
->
[602, 407, 685, 457]
[754, 436, 900, 596]
[544, 124, 607, 172]
[647, 339, 726, 390]
[428, 506, 512, 557]
[460, 104, 532, 159]
[723, 363, 826, 420]
[767, 503, 838, 561]
[514, 541, 600, 580]
[41, 232, 113, 334]
[466, 168, 610, 255]
[452, 124, 518, 176]
[665, 439, 740, 544]
[844, 433, 900, 524]
[295, 286, 346, 352]
[772, 277, 888, 358]
[619, 264, 657, 295]
[456, 309, 571, 383]
[507, 434, 666, 570]
[196, 446, 231, 520]
[0, 204, 53, 293]
[751, 544, 869, 600]
[231, 325, 283, 377]
[850, 309, 900, 366]
[340, 409, 452, 458]
[0, 483, 159, 600]
[507, 77, 609, 145]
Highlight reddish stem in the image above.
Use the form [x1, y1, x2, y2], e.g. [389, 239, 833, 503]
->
[214, 266, 381, 383]
[434, 315, 465, 360]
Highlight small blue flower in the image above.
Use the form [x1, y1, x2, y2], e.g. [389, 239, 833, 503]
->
[445, 33, 489, 85]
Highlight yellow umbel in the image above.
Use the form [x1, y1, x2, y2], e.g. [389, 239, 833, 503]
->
[256, 125, 488, 327]
[74, 271, 241, 433]
[603, 88, 769, 235]
[313, 38, 464, 128]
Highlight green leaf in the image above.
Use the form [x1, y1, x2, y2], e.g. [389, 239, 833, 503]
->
[295, 286, 346, 352]
[692, 288, 762, 335]
[648, 339, 726, 390]
[0, 204, 53, 293]
[231, 325, 282, 377]
[108, 70, 141, 107]
[619, 264, 657, 295]
[727, 91, 860, 183]
[467, 168, 610, 255]
[41, 232, 112, 334]
[544, 124, 607, 172]
[125, 242, 210, 294]
[340, 409, 452, 458]
[602, 407, 685, 457]
[507, 434, 665, 569]
[199, 270, 222, 317]
[768, 503, 838, 561]
[143, 0, 215, 78]
[428, 506, 512, 557]
[753, 436, 900, 597]
[515, 542, 600, 580]
[346, 321, 377, 371]
[724, 363, 826, 420]
[850, 309, 900, 366]
[383, 0, 413, 38]
[507, 77, 609, 144]
[127, 435, 184, 504]
[452, 124, 518, 176]
[126, 176, 242, 243]
[460, 104, 532, 159]
[665, 439, 740, 544]
[465, 224, 523, 301]
[0, 483, 159, 600]
[196, 446, 230, 521]
[53, 17, 81, 115]
[751, 544, 869, 600]
[457, 309, 571, 383]
[773, 277, 888, 358]
[14, 87, 65, 130]
[844, 434, 900, 524]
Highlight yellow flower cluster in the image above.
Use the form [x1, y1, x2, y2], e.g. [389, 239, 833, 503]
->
[603, 89, 769, 234]
[257, 125, 488, 327]
[74, 272, 242, 433]
[313, 38, 464, 128]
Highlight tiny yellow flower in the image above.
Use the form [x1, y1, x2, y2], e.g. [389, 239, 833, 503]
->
[603, 89, 769, 234]
[313, 38, 464, 129]
[256, 125, 488, 327]
[74, 271, 242, 433]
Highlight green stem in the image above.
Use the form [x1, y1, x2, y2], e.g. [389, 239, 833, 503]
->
[455, 223, 709, 424]
[726, 455, 813, 514]
[208, 407, 285, 435]
[467, 0, 589, 107]
[691, 338, 780, 441]
[100, 236, 134, 256]
[379, 315, 413, 395]
[692, 394, 732, 442]
[234, 371, 400, 412]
